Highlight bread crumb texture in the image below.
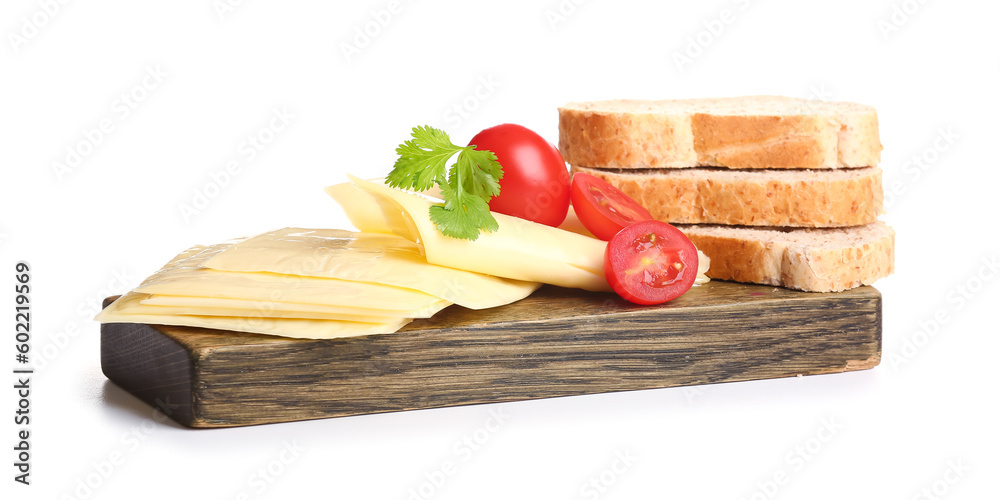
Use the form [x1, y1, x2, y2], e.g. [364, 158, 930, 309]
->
[559, 96, 882, 169]
[676, 223, 895, 292]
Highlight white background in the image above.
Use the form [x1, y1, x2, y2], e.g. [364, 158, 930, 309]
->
[2, 0, 999, 498]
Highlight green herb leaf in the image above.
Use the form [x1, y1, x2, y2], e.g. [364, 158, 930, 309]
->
[386, 125, 461, 192]
[387, 125, 503, 241]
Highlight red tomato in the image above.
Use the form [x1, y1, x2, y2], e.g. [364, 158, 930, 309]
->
[604, 220, 699, 305]
[570, 172, 654, 241]
[469, 124, 570, 227]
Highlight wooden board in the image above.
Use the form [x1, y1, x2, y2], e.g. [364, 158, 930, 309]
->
[100, 281, 881, 428]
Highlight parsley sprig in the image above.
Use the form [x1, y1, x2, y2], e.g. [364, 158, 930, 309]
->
[387, 125, 503, 241]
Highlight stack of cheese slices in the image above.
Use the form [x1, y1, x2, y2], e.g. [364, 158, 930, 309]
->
[560, 96, 894, 292]
[95, 227, 542, 339]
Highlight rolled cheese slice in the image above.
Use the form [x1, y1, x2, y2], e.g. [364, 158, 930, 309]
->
[326, 176, 612, 292]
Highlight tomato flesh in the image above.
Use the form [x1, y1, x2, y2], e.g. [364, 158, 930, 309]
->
[604, 220, 698, 305]
[570, 172, 654, 241]
[468, 124, 570, 227]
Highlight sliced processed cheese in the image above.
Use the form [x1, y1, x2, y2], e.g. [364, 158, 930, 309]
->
[122, 300, 400, 323]
[138, 268, 447, 312]
[134, 244, 449, 313]
[326, 176, 612, 292]
[139, 295, 445, 318]
[694, 251, 711, 286]
[325, 181, 408, 237]
[203, 228, 540, 309]
[98, 293, 410, 339]
[556, 205, 598, 239]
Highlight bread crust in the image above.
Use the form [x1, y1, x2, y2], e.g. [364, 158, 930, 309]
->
[573, 166, 883, 227]
[559, 97, 881, 169]
[677, 223, 895, 292]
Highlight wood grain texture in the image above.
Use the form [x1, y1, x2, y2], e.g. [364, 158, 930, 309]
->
[99, 281, 881, 428]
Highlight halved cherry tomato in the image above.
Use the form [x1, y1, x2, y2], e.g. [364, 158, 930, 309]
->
[604, 220, 698, 305]
[570, 172, 654, 241]
[469, 124, 570, 227]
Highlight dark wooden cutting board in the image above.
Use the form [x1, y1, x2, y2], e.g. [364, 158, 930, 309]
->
[100, 281, 881, 428]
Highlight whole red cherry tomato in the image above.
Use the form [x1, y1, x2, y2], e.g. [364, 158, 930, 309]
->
[469, 124, 570, 227]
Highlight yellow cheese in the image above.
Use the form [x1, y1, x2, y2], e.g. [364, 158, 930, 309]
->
[325, 181, 405, 236]
[120, 299, 400, 322]
[139, 295, 443, 318]
[326, 176, 612, 292]
[556, 205, 597, 239]
[97, 292, 410, 339]
[202, 228, 540, 310]
[694, 251, 711, 286]
[133, 244, 449, 313]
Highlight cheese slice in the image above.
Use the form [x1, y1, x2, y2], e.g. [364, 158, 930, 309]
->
[133, 244, 449, 313]
[326, 176, 612, 292]
[203, 228, 540, 309]
[98, 293, 410, 339]
[139, 295, 443, 318]
[120, 300, 400, 322]
[557, 205, 598, 239]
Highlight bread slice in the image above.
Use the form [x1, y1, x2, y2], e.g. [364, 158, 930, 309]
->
[676, 222, 894, 292]
[572, 165, 883, 227]
[559, 96, 881, 169]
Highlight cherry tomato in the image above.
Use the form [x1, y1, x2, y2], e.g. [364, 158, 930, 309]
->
[469, 124, 570, 227]
[570, 172, 654, 241]
[604, 220, 698, 305]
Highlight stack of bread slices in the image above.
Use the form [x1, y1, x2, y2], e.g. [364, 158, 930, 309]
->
[559, 96, 894, 292]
